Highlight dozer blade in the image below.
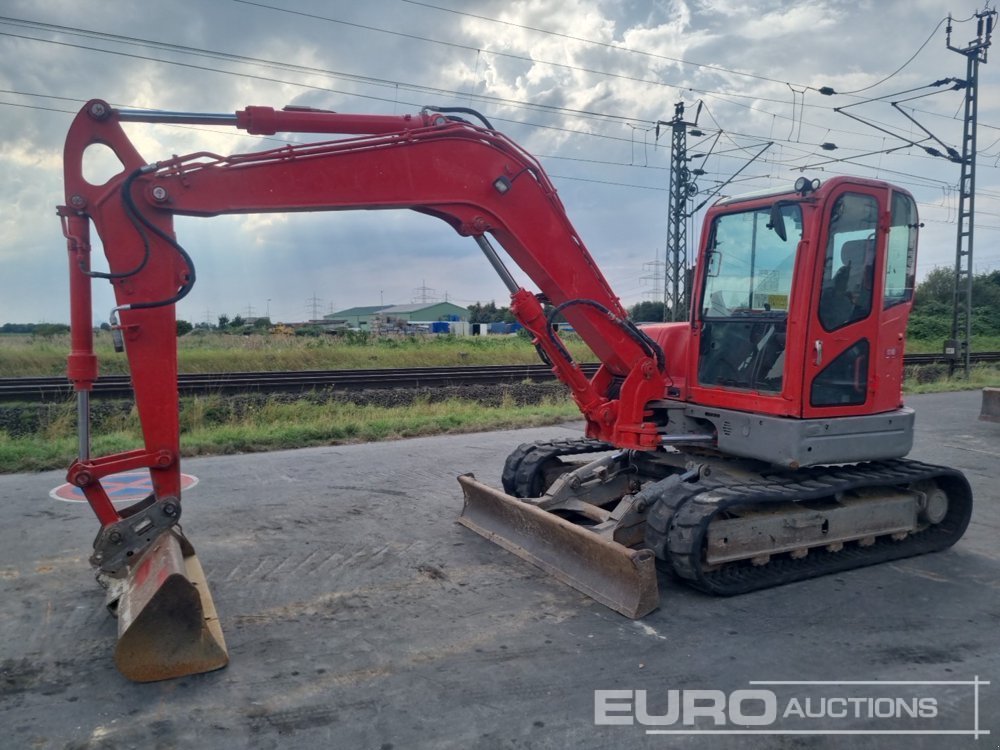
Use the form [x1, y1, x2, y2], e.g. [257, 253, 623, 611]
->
[456, 474, 659, 619]
[110, 528, 228, 682]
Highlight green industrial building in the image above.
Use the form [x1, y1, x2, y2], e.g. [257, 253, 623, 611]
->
[326, 302, 469, 330]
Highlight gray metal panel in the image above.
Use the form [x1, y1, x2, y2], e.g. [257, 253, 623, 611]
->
[682, 405, 915, 468]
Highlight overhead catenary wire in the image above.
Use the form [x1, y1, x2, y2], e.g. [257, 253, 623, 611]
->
[3, 12, 1000, 333]
[0, 17, 656, 129]
[5, 92, 994, 221]
[823, 17, 951, 95]
[4, 6, 991, 153]
[393, 1, 983, 136]
[0, 12, 913, 143]
[0, 33, 915, 181]
[1, 10, 986, 170]
[397, 0, 800, 89]
[4, 7, 1000, 254]
[224, 4, 983, 140]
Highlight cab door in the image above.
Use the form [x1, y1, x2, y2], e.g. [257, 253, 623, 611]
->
[802, 183, 894, 418]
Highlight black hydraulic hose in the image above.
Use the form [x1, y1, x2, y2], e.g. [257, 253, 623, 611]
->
[117, 166, 197, 311]
[533, 342, 553, 368]
[423, 105, 495, 131]
[81, 169, 151, 280]
[624, 318, 667, 372]
[545, 299, 667, 373]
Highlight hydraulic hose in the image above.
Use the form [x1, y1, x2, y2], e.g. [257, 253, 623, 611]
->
[117, 166, 197, 311]
[545, 299, 666, 373]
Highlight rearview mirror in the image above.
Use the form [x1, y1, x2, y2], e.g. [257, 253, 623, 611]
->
[768, 204, 788, 242]
[706, 250, 721, 277]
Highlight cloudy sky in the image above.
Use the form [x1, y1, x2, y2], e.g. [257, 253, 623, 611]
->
[2, 0, 998, 325]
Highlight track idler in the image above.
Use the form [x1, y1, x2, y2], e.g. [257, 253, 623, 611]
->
[97, 526, 228, 682]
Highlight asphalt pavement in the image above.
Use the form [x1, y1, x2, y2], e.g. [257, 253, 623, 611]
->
[0, 389, 997, 749]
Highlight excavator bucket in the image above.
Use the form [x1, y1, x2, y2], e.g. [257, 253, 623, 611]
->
[456, 474, 659, 619]
[106, 528, 228, 682]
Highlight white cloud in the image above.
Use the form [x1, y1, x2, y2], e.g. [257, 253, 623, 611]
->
[0, 0, 996, 326]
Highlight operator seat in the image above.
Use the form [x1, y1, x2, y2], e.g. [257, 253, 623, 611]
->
[819, 238, 874, 330]
[840, 238, 874, 320]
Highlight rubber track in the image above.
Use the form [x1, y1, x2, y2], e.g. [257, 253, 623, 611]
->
[501, 438, 615, 497]
[646, 459, 973, 596]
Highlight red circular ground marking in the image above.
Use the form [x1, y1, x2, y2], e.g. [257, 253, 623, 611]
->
[50, 470, 199, 504]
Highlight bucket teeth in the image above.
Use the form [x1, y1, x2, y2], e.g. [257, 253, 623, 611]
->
[457, 474, 659, 619]
[110, 528, 228, 682]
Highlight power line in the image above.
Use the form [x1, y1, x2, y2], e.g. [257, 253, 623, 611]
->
[396, 2, 984, 138]
[5, 81, 969, 198]
[224, 2, 936, 132]
[398, 0, 797, 89]
[830, 17, 949, 95]
[0, 13, 959, 162]
[0, 16, 654, 128]
[7, 3, 982, 157]
[228, 1, 735, 107]
[3, 11, 993, 220]
[305, 295, 324, 320]
[0, 89, 293, 143]
[548, 173, 667, 192]
[0, 29, 683, 149]
[0, 99, 70, 115]
[401, 0, 957, 107]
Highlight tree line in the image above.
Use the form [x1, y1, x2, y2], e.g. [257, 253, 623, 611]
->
[906, 268, 1000, 340]
[4, 270, 999, 341]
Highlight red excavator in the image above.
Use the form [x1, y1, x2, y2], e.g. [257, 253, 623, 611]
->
[59, 100, 972, 682]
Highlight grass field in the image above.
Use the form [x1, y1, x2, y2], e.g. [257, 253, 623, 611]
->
[1, 332, 998, 474]
[0, 391, 580, 473]
[0, 331, 596, 377]
[906, 335, 1000, 354]
[904, 363, 1000, 393]
[1, 330, 998, 378]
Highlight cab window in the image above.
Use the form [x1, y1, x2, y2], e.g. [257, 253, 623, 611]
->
[884, 192, 917, 308]
[817, 193, 877, 331]
[697, 204, 801, 392]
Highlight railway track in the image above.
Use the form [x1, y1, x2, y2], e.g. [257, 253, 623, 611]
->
[0, 363, 601, 402]
[2, 353, 997, 403]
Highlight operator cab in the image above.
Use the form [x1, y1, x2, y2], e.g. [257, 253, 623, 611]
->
[691, 176, 918, 419]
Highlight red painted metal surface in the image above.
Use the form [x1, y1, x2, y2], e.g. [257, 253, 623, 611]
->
[59, 101, 670, 526]
[234, 106, 436, 135]
[59, 101, 917, 530]
[686, 176, 915, 420]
